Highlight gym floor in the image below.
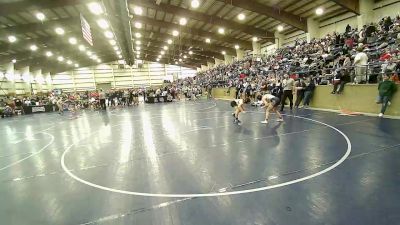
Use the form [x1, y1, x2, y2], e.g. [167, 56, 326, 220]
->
[1, 100, 400, 225]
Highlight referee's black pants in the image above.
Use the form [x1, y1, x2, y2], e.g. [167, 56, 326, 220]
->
[280, 90, 293, 111]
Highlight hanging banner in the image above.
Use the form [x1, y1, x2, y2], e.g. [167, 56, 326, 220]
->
[80, 14, 93, 46]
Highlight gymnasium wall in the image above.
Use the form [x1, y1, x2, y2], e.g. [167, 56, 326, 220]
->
[211, 85, 400, 117]
[0, 62, 196, 95]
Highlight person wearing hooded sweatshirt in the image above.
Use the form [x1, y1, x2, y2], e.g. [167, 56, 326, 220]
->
[376, 74, 397, 117]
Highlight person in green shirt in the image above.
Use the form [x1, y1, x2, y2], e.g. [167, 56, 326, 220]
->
[376, 73, 397, 117]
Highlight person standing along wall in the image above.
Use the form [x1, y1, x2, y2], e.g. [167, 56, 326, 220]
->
[280, 74, 295, 112]
[376, 74, 397, 117]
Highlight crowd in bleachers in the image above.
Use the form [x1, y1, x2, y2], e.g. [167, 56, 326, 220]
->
[196, 16, 400, 100]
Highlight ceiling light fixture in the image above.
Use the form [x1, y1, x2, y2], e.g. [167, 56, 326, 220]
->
[277, 25, 284, 32]
[183, 55, 187, 59]
[191, 0, 200, 8]
[79, 45, 85, 51]
[218, 28, 225, 34]
[134, 22, 142, 29]
[104, 31, 114, 39]
[235, 45, 240, 49]
[222, 51, 226, 55]
[163, 46, 168, 50]
[113, 46, 119, 50]
[135, 33, 142, 38]
[167, 39, 173, 44]
[97, 18, 109, 29]
[135, 46, 140, 51]
[55, 27, 65, 35]
[36, 12, 46, 21]
[134, 6, 143, 15]
[45, 51, 53, 57]
[8, 35, 17, 43]
[172, 30, 179, 36]
[205, 38, 211, 43]
[316, 7, 324, 15]
[135, 40, 141, 45]
[179, 18, 187, 26]
[238, 13, 245, 21]
[12, 59, 17, 63]
[67, 60, 72, 65]
[109, 40, 116, 45]
[88, 2, 103, 15]
[87, 51, 92, 56]
[68, 37, 77, 45]
[57, 56, 64, 62]
[74, 63, 79, 68]
[189, 51, 193, 55]
[30, 44, 38, 51]
[252, 37, 258, 42]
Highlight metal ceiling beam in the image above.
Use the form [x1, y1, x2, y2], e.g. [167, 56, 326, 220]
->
[48, 56, 117, 74]
[139, 36, 224, 60]
[214, 0, 307, 31]
[0, 18, 80, 35]
[132, 15, 253, 50]
[139, 30, 237, 56]
[329, 0, 359, 14]
[141, 49, 206, 65]
[133, 0, 274, 39]
[143, 55, 201, 69]
[0, 0, 84, 16]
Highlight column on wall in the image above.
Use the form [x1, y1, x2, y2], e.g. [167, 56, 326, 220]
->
[236, 49, 244, 60]
[33, 69, 43, 94]
[20, 66, 31, 94]
[44, 72, 52, 91]
[307, 17, 319, 42]
[207, 61, 214, 69]
[6, 62, 16, 95]
[224, 54, 233, 65]
[252, 41, 261, 55]
[201, 65, 208, 71]
[214, 58, 224, 66]
[357, 0, 374, 30]
[274, 31, 285, 49]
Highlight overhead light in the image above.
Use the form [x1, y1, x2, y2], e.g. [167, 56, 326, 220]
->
[183, 55, 187, 59]
[97, 59, 102, 63]
[57, 56, 64, 62]
[12, 59, 16, 63]
[109, 40, 116, 45]
[179, 58, 182, 62]
[277, 25, 284, 32]
[238, 13, 245, 21]
[8, 35, 17, 43]
[30, 44, 38, 51]
[135, 33, 142, 38]
[205, 38, 211, 43]
[191, 0, 200, 8]
[163, 46, 168, 50]
[167, 39, 173, 44]
[235, 45, 240, 49]
[104, 31, 114, 39]
[172, 30, 179, 36]
[135, 40, 141, 45]
[222, 51, 226, 55]
[97, 18, 109, 29]
[316, 7, 324, 15]
[118, 55, 122, 59]
[92, 55, 98, 60]
[113, 46, 119, 50]
[88, 2, 103, 15]
[179, 18, 187, 26]
[189, 51, 193, 55]
[161, 50, 165, 55]
[134, 6, 143, 15]
[135, 46, 140, 51]
[86, 51, 92, 56]
[252, 37, 258, 42]
[68, 37, 77, 45]
[156, 58, 160, 62]
[158, 55, 161, 58]
[36, 12, 46, 21]
[55, 27, 65, 35]
[218, 28, 225, 34]
[78, 45, 86, 51]
[136, 51, 140, 54]
[116, 51, 121, 54]
[74, 63, 79, 68]
[175, 61, 178, 64]
[67, 60, 72, 65]
[134, 22, 142, 29]
[45, 51, 53, 57]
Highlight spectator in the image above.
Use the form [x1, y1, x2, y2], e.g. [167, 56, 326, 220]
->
[354, 47, 369, 83]
[280, 74, 295, 112]
[303, 77, 316, 108]
[99, 89, 106, 110]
